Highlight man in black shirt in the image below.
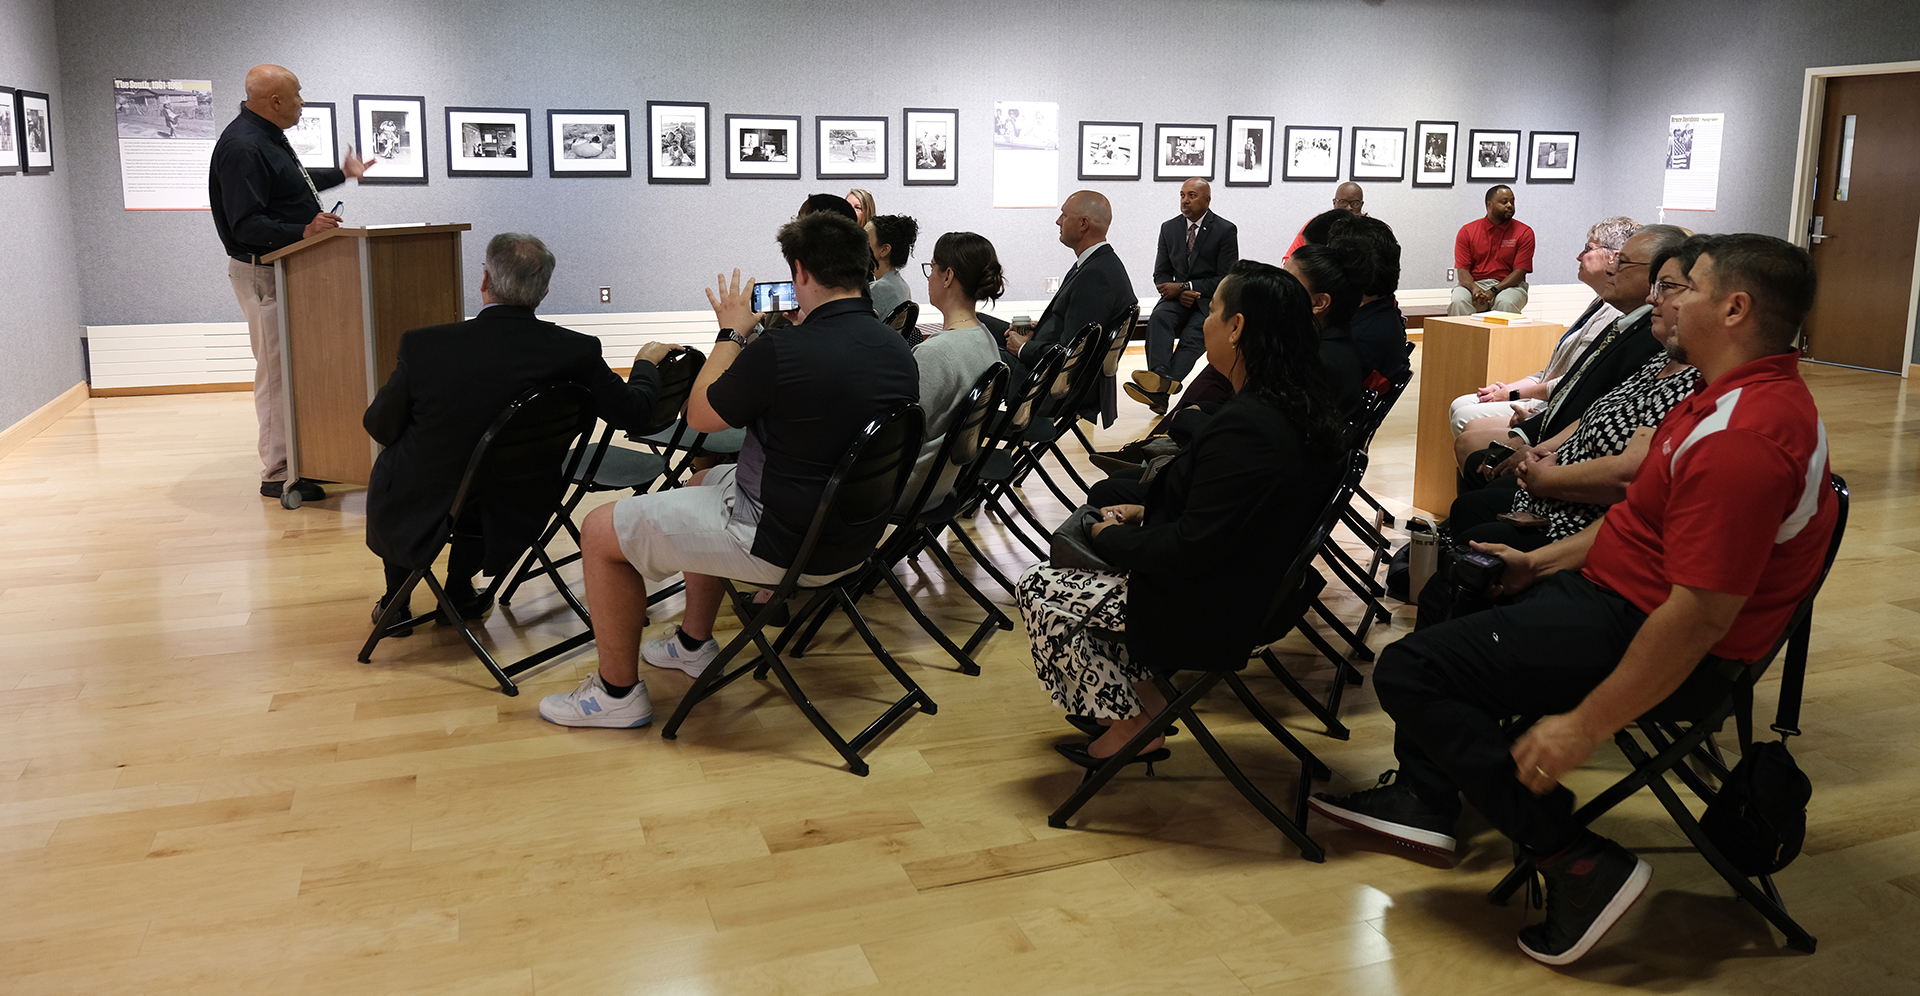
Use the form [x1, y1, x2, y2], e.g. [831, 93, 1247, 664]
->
[540, 211, 918, 729]
[210, 64, 370, 502]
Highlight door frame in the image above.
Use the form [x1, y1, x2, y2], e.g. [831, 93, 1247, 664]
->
[1788, 60, 1920, 378]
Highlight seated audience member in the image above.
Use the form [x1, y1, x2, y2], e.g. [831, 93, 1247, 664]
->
[1018, 260, 1346, 767]
[1448, 185, 1534, 316]
[1311, 234, 1835, 966]
[1283, 240, 1370, 415]
[1329, 213, 1411, 382]
[846, 188, 875, 225]
[1455, 225, 1688, 487]
[363, 233, 671, 632]
[1129, 178, 1239, 414]
[1444, 236, 1705, 556]
[538, 212, 918, 728]
[904, 232, 1007, 504]
[868, 214, 920, 320]
[1002, 189, 1135, 424]
[1284, 182, 1365, 259]
[1450, 216, 1636, 432]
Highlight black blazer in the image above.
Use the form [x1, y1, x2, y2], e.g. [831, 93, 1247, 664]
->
[1093, 393, 1341, 669]
[1519, 307, 1659, 444]
[1151, 212, 1239, 301]
[1003, 242, 1135, 421]
[363, 305, 660, 572]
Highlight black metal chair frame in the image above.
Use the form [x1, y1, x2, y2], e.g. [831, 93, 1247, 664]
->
[885, 299, 924, 347]
[657, 404, 931, 776]
[788, 365, 1012, 676]
[358, 383, 599, 696]
[1314, 341, 1418, 663]
[1009, 320, 1121, 508]
[1046, 451, 1371, 861]
[1066, 302, 1141, 457]
[1482, 474, 1849, 955]
[969, 343, 1073, 570]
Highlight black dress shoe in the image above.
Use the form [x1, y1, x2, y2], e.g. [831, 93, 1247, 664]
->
[259, 479, 326, 501]
[372, 596, 414, 638]
[436, 589, 494, 625]
[1130, 370, 1183, 396]
[1123, 382, 1168, 415]
[1055, 741, 1171, 775]
[1064, 714, 1178, 739]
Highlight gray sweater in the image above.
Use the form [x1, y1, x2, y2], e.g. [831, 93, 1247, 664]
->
[870, 269, 912, 321]
[900, 322, 1003, 506]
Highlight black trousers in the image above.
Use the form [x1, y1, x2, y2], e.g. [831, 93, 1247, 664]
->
[1375, 571, 1733, 854]
[1146, 297, 1208, 383]
[381, 507, 485, 598]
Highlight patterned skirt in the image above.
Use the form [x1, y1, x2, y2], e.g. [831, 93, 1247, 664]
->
[1015, 563, 1145, 719]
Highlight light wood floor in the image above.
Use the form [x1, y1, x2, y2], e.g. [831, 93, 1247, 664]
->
[2, 355, 1916, 995]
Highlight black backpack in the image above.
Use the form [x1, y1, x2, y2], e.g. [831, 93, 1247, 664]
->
[1701, 655, 1812, 876]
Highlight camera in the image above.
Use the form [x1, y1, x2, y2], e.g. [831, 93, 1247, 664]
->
[1447, 547, 1507, 619]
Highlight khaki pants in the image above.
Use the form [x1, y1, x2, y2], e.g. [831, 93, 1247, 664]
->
[1448, 278, 1529, 316]
[229, 258, 286, 483]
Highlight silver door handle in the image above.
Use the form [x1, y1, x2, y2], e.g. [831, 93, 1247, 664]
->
[1809, 233, 1832, 243]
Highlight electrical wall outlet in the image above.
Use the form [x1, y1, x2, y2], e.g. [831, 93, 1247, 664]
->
[1446, 268, 1457, 283]
[599, 287, 611, 304]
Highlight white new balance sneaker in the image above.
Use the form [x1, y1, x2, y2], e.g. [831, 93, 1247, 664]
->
[538, 672, 652, 728]
[642, 628, 721, 677]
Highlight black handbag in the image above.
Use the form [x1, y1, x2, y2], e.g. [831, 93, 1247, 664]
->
[1701, 653, 1814, 876]
[1049, 505, 1121, 572]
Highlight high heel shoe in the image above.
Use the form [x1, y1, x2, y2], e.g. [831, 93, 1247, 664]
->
[1055, 741, 1172, 776]
[1064, 714, 1178, 739]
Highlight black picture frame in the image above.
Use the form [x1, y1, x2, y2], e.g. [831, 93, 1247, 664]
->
[1153, 122, 1216, 181]
[1467, 128, 1521, 182]
[1077, 120, 1142, 181]
[353, 94, 427, 185]
[725, 113, 802, 180]
[549, 108, 631, 179]
[646, 100, 710, 185]
[0, 86, 20, 175]
[1224, 115, 1274, 187]
[1412, 120, 1458, 188]
[18, 88, 53, 174]
[446, 106, 531, 178]
[1349, 126, 1407, 182]
[902, 107, 958, 186]
[1527, 130, 1580, 184]
[1281, 125, 1342, 182]
[816, 115, 888, 181]
[287, 101, 337, 171]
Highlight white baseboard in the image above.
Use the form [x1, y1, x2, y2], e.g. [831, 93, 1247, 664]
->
[0, 381, 89, 461]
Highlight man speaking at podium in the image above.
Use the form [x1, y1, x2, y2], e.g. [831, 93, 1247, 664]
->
[210, 63, 371, 503]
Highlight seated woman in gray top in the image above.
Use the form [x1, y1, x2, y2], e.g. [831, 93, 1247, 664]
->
[868, 214, 919, 321]
[901, 231, 1007, 506]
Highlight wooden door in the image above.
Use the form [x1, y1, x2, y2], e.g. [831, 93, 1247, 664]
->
[1803, 72, 1920, 373]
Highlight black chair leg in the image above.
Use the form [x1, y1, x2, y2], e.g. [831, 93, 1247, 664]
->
[878, 566, 981, 675]
[1049, 673, 1215, 829]
[1223, 670, 1332, 781]
[945, 518, 1022, 594]
[1163, 675, 1326, 862]
[422, 571, 519, 696]
[1258, 647, 1351, 741]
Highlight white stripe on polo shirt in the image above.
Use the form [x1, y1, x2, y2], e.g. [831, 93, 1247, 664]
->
[1668, 385, 1829, 545]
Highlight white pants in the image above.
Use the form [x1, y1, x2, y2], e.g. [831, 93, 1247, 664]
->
[1449, 395, 1544, 434]
[611, 465, 855, 588]
[229, 258, 286, 482]
[1448, 278, 1529, 316]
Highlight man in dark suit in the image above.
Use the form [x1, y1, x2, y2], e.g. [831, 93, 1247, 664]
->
[1002, 189, 1135, 423]
[363, 233, 674, 632]
[1130, 177, 1239, 413]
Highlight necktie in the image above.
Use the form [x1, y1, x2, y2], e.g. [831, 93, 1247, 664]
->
[1186, 222, 1198, 256]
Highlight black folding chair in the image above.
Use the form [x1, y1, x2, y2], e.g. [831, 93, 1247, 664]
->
[789, 365, 1012, 675]
[497, 348, 706, 612]
[885, 300, 923, 346]
[658, 404, 930, 776]
[1046, 451, 1369, 861]
[1009, 320, 1119, 507]
[971, 342, 1073, 567]
[358, 383, 598, 695]
[1483, 474, 1849, 954]
[1067, 302, 1141, 454]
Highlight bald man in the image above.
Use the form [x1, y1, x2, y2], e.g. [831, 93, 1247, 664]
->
[210, 64, 370, 502]
[1131, 178, 1238, 413]
[1002, 190, 1135, 422]
[1284, 181, 1365, 260]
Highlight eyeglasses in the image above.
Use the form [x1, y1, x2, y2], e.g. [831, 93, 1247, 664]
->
[1332, 197, 1363, 210]
[921, 262, 937, 277]
[1652, 279, 1694, 301]
[1581, 242, 1616, 259]
[1613, 256, 1649, 271]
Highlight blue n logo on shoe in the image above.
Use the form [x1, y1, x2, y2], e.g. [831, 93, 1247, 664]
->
[580, 698, 602, 716]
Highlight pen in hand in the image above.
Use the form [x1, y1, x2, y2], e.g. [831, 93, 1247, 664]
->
[330, 201, 343, 215]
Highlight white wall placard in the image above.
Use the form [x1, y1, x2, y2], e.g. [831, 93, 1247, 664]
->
[992, 99, 1059, 209]
[1662, 112, 1724, 211]
[113, 79, 214, 210]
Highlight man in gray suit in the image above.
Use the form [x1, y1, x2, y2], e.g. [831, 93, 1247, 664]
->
[1130, 178, 1238, 413]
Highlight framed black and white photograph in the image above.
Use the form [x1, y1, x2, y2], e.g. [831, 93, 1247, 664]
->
[1154, 122, 1215, 181]
[354, 94, 425, 184]
[1350, 126, 1406, 182]
[646, 100, 708, 184]
[1468, 128, 1521, 182]
[1225, 115, 1273, 187]
[445, 106, 529, 177]
[19, 89, 53, 174]
[724, 113, 799, 179]
[0, 86, 20, 175]
[1077, 120, 1141, 180]
[903, 107, 957, 185]
[1528, 130, 1579, 183]
[287, 101, 336, 170]
[817, 115, 887, 180]
[549, 109, 628, 178]
[1412, 119, 1458, 187]
[1282, 125, 1341, 181]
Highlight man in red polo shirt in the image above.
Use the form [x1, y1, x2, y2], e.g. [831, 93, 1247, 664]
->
[1449, 184, 1535, 315]
[1311, 233, 1835, 965]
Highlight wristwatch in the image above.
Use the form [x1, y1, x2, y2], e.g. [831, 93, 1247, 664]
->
[716, 327, 752, 348]
[1508, 389, 1521, 402]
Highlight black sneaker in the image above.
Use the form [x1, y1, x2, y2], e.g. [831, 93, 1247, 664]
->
[1309, 769, 1459, 856]
[1517, 834, 1651, 965]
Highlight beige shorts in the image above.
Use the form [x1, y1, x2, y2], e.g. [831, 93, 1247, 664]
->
[610, 464, 856, 587]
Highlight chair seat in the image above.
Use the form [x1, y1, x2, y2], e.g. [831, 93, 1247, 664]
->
[634, 422, 747, 456]
[978, 449, 1014, 483]
[569, 445, 668, 491]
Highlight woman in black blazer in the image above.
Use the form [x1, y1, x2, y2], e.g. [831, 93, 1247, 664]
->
[1016, 260, 1349, 768]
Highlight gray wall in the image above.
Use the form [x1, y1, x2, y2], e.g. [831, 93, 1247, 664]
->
[1607, 0, 1920, 362]
[51, 0, 1617, 327]
[1, 0, 85, 431]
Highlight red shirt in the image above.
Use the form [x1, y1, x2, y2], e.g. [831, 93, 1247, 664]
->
[1454, 217, 1536, 281]
[1284, 224, 1307, 261]
[1582, 352, 1836, 662]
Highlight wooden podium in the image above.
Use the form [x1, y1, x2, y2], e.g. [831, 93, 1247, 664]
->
[1411, 315, 1566, 518]
[262, 223, 471, 507]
